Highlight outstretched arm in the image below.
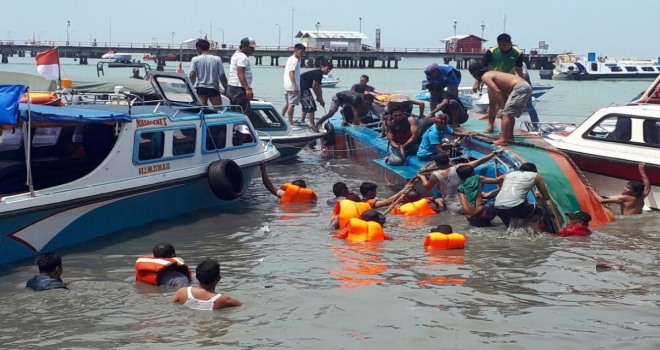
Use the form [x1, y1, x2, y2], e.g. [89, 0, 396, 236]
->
[466, 149, 501, 169]
[260, 163, 279, 197]
[417, 173, 438, 191]
[639, 163, 651, 197]
[590, 187, 625, 204]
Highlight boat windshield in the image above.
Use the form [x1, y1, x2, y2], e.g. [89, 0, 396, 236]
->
[152, 76, 195, 104]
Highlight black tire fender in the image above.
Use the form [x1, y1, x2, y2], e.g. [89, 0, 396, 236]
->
[207, 159, 245, 200]
[322, 123, 336, 147]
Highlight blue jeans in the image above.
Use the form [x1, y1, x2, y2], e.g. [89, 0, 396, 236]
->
[525, 96, 539, 123]
[386, 144, 418, 166]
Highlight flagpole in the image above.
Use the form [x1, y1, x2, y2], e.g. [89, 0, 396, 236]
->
[56, 46, 62, 88]
[23, 90, 35, 197]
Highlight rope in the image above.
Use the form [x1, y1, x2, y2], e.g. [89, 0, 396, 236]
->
[383, 161, 439, 215]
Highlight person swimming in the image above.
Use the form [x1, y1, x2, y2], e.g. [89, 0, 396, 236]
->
[260, 163, 318, 203]
[169, 258, 243, 311]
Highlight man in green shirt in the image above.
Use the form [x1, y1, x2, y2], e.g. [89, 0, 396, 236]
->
[473, 34, 526, 132]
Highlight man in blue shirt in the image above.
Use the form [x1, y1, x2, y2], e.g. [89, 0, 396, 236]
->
[26, 253, 68, 291]
[417, 114, 472, 161]
[424, 63, 462, 101]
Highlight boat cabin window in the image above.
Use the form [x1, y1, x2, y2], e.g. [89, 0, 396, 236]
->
[231, 123, 255, 146]
[138, 131, 165, 161]
[32, 128, 62, 148]
[609, 66, 622, 72]
[586, 116, 631, 141]
[248, 109, 284, 129]
[172, 128, 196, 156]
[625, 66, 638, 72]
[591, 63, 598, 71]
[641, 67, 656, 72]
[642, 120, 660, 146]
[205, 125, 227, 151]
[152, 76, 195, 104]
[656, 67, 660, 72]
[0, 127, 24, 151]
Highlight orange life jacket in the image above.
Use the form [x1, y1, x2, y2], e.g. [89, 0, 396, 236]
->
[424, 232, 466, 250]
[345, 218, 387, 242]
[331, 200, 373, 229]
[20, 92, 64, 106]
[134, 256, 192, 286]
[392, 198, 437, 216]
[279, 183, 318, 203]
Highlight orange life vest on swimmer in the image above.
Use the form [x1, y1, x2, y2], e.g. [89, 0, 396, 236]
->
[134, 256, 192, 286]
[279, 183, 318, 203]
[392, 198, 437, 216]
[424, 232, 466, 250]
[346, 218, 387, 242]
[332, 199, 373, 229]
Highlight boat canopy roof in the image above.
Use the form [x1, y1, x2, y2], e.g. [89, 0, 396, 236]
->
[70, 76, 160, 99]
[15, 104, 132, 125]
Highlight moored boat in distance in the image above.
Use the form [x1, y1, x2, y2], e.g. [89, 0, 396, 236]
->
[321, 75, 340, 88]
[530, 74, 660, 209]
[553, 52, 660, 80]
[101, 50, 133, 62]
[0, 73, 279, 265]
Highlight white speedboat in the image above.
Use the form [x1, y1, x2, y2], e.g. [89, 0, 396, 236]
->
[101, 50, 132, 62]
[0, 73, 279, 265]
[415, 85, 552, 113]
[528, 75, 660, 209]
[321, 75, 340, 88]
[553, 52, 660, 80]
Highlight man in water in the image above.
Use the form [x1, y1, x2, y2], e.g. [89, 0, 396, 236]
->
[282, 44, 306, 125]
[26, 253, 68, 291]
[327, 181, 353, 206]
[425, 81, 469, 128]
[494, 162, 551, 228]
[469, 62, 532, 146]
[260, 163, 318, 203]
[384, 103, 419, 166]
[590, 162, 650, 215]
[130, 68, 143, 80]
[351, 75, 387, 95]
[416, 114, 473, 161]
[473, 33, 525, 133]
[554, 211, 592, 237]
[135, 243, 192, 287]
[359, 182, 397, 209]
[169, 259, 242, 310]
[417, 150, 500, 214]
[299, 61, 333, 127]
[456, 164, 503, 227]
[227, 37, 258, 115]
[189, 39, 227, 106]
[424, 63, 461, 100]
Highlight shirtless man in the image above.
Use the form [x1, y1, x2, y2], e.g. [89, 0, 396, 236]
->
[469, 62, 532, 146]
[591, 162, 651, 215]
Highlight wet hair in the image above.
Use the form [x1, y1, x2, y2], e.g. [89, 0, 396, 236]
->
[519, 163, 537, 172]
[153, 243, 175, 258]
[360, 74, 369, 80]
[426, 81, 445, 93]
[34, 253, 62, 273]
[294, 43, 306, 51]
[405, 189, 423, 202]
[359, 209, 386, 225]
[627, 181, 645, 198]
[456, 165, 476, 180]
[291, 179, 307, 188]
[196, 39, 211, 51]
[434, 152, 450, 166]
[363, 94, 375, 103]
[333, 182, 349, 197]
[497, 33, 512, 43]
[431, 224, 453, 234]
[469, 62, 489, 79]
[359, 182, 378, 197]
[195, 259, 221, 284]
[345, 194, 362, 202]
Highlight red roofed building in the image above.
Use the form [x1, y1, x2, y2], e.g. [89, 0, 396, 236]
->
[441, 35, 486, 53]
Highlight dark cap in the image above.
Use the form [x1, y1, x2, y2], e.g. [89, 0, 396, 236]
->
[360, 209, 386, 225]
[566, 211, 591, 225]
[240, 37, 259, 48]
[430, 224, 453, 234]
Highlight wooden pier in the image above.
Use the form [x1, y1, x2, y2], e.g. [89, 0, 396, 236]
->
[0, 40, 558, 70]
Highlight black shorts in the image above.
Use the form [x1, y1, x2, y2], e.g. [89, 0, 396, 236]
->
[196, 87, 220, 97]
[301, 89, 317, 113]
[443, 99, 469, 124]
[467, 202, 497, 227]
[226, 85, 251, 115]
[495, 201, 543, 227]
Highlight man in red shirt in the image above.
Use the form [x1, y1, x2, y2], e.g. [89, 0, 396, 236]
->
[554, 211, 592, 237]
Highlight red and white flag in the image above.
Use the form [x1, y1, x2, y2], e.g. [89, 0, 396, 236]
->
[176, 62, 184, 74]
[35, 48, 60, 80]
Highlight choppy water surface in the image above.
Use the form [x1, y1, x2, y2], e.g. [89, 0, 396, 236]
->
[0, 58, 659, 349]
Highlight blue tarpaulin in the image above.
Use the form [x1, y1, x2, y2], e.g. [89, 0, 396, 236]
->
[17, 104, 132, 124]
[0, 85, 28, 125]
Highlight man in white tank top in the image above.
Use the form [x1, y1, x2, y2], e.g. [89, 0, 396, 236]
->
[494, 162, 551, 227]
[169, 259, 242, 311]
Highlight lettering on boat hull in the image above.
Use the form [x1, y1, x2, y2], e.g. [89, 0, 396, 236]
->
[136, 118, 168, 128]
[138, 163, 171, 175]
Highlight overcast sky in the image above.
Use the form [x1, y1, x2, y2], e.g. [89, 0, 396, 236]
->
[3, 0, 659, 58]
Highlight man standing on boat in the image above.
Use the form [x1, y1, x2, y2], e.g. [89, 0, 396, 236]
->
[282, 44, 306, 125]
[473, 33, 525, 133]
[227, 38, 258, 115]
[189, 39, 228, 107]
[299, 61, 333, 128]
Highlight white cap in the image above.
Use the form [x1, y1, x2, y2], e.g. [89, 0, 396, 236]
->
[234, 124, 250, 134]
